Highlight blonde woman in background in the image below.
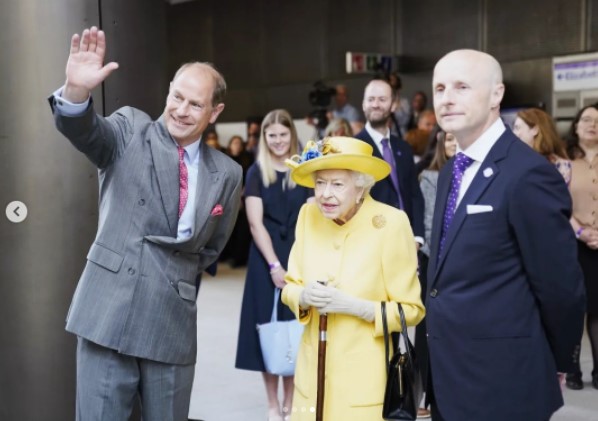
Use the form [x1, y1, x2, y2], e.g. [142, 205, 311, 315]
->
[235, 109, 313, 421]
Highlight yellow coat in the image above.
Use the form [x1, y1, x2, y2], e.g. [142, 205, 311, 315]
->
[282, 195, 425, 421]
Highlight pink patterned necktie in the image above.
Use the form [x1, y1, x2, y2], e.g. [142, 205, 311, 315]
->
[178, 146, 188, 218]
[439, 152, 474, 255]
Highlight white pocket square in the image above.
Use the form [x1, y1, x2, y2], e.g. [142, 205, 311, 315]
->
[466, 204, 493, 214]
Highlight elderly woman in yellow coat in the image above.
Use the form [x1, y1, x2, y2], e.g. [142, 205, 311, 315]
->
[282, 136, 425, 421]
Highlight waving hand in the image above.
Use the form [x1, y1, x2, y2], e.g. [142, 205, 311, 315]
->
[63, 26, 119, 103]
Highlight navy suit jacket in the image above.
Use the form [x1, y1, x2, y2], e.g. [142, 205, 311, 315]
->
[426, 128, 585, 421]
[355, 129, 424, 238]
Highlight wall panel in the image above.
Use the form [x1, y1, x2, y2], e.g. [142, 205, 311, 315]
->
[501, 58, 553, 108]
[400, 0, 481, 72]
[101, 0, 170, 118]
[0, 1, 100, 419]
[212, 0, 265, 89]
[167, 1, 214, 76]
[259, 0, 325, 85]
[486, 0, 583, 62]
[589, 0, 598, 50]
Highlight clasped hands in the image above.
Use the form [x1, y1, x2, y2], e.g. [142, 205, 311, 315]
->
[299, 281, 375, 322]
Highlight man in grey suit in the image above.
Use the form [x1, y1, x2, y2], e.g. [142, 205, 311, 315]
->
[49, 27, 242, 420]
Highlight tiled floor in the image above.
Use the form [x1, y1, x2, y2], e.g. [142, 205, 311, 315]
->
[188, 264, 598, 421]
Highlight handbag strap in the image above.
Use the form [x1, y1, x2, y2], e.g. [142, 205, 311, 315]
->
[381, 301, 412, 375]
[381, 302, 391, 376]
[270, 288, 281, 323]
[397, 302, 414, 365]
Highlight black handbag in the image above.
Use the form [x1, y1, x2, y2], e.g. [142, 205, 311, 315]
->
[381, 302, 424, 421]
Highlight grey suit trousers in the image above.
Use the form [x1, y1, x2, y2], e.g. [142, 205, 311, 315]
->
[76, 337, 195, 421]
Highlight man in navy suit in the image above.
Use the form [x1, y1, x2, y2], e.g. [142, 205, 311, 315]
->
[426, 49, 585, 421]
[355, 79, 425, 246]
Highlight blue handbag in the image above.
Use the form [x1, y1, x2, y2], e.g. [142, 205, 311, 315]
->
[256, 288, 303, 376]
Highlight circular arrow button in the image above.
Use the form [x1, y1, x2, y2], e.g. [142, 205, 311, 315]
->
[6, 201, 28, 223]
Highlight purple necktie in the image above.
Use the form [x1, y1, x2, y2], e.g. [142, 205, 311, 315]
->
[381, 138, 404, 209]
[178, 146, 188, 218]
[439, 152, 474, 255]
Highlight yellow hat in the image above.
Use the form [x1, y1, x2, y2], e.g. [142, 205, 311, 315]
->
[285, 136, 391, 188]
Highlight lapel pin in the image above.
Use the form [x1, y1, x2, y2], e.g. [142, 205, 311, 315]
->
[483, 167, 493, 178]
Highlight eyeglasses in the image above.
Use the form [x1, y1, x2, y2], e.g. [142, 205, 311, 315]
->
[579, 117, 598, 125]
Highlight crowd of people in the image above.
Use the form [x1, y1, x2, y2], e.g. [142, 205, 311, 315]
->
[52, 26, 595, 421]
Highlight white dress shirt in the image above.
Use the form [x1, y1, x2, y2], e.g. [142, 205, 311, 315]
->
[455, 118, 506, 207]
[364, 122, 424, 246]
[365, 122, 391, 156]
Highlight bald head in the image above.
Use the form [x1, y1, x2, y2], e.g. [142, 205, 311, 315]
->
[437, 49, 503, 86]
[432, 49, 505, 149]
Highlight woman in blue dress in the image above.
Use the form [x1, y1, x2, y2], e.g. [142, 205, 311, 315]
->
[235, 109, 313, 421]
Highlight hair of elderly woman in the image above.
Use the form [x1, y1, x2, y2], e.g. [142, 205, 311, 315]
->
[352, 171, 376, 195]
[516, 108, 567, 160]
[312, 170, 376, 196]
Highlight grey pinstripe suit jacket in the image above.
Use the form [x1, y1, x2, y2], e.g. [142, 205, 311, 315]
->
[50, 101, 242, 364]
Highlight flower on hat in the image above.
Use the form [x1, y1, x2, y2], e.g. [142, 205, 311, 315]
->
[289, 138, 340, 165]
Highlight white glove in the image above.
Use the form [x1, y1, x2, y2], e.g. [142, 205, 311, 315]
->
[319, 286, 375, 322]
[299, 281, 332, 309]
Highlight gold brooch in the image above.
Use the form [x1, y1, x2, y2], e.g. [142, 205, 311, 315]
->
[372, 214, 386, 229]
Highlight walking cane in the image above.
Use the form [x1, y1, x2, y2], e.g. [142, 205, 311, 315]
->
[316, 311, 327, 421]
[316, 280, 328, 421]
